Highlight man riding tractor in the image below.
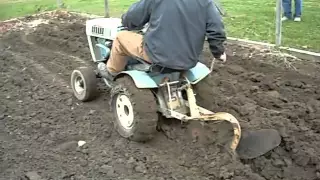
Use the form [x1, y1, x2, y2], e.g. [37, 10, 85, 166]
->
[97, 0, 227, 81]
[74, 0, 281, 159]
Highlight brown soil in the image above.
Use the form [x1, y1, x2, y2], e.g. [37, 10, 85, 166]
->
[1, 11, 320, 180]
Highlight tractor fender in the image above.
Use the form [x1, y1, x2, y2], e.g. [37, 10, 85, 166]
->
[185, 62, 211, 84]
[117, 70, 158, 88]
[117, 62, 210, 88]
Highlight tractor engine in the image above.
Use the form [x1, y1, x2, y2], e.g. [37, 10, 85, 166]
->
[85, 18, 124, 62]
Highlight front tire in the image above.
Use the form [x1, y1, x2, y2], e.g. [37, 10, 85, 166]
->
[110, 75, 158, 142]
[70, 67, 98, 102]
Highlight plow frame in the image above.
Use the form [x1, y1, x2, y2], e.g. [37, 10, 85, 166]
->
[154, 74, 242, 152]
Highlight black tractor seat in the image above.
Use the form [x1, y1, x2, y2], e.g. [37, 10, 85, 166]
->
[126, 57, 183, 75]
[149, 64, 183, 74]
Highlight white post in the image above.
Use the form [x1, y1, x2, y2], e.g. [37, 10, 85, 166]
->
[105, 0, 110, 17]
[275, 0, 282, 46]
[57, 0, 63, 8]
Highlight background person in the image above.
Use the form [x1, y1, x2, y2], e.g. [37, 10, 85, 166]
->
[282, 0, 302, 22]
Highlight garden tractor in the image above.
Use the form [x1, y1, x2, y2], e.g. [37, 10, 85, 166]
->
[70, 17, 281, 160]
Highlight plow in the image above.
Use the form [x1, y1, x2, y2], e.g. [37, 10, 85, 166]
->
[70, 17, 281, 160]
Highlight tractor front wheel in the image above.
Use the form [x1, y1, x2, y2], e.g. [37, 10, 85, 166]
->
[110, 75, 158, 142]
[70, 67, 98, 102]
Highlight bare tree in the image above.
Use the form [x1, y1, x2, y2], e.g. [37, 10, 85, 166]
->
[275, 0, 282, 46]
[105, 0, 110, 17]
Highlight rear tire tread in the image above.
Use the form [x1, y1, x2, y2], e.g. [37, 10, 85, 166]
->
[110, 75, 158, 142]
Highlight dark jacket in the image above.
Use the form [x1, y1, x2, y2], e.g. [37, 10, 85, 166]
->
[121, 0, 226, 70]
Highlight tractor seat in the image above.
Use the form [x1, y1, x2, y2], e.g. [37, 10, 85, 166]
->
[125, 57, 149, 71]
[126, 57, 183, 82]
[126, 57, 183, 74]
[149, 64, 183, 74]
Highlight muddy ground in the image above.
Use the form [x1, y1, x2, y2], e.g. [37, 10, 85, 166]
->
[1, 11, 320, 180]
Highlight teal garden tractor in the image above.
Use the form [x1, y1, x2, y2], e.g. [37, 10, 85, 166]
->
[70, 18, 281, 159]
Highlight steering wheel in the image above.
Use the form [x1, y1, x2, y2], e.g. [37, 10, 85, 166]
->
[118, 23, 149, 35]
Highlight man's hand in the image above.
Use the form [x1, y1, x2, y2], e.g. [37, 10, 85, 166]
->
[210, 53, 226, 71]
[120, 0, 153, 31]
[216, 52, 227, 63]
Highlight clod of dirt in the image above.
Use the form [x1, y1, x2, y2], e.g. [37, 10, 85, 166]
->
[227, 65, 245, 75]
[266, 90, 280, 99]
[127, 157, 136, 164]
[278, 127, 289, 138]
[24, 171, 43, 180]
[134, 162, 147, 174]
[55, 141, 78, 152]
[88, 109, 96, 115]
[219, 166, 234, 179]
[100, 165, 116, 176]
[66, 98, 73, 106]
[250, 86, 260, 93]
[249, 72, 265, 82]
[272, 159, 285, 167]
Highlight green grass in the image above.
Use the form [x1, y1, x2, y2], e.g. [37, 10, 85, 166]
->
[0, 0, 56, 20]
[221, 0, 320, 52]
[0, 0, 134, 20]
[61, 0, 136, 17]
[0, 0, 319, 52]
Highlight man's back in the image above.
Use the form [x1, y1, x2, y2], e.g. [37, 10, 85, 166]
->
[121, 0, 226, 70]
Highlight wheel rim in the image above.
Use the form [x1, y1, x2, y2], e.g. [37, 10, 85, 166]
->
[74, 75, 85, 94]
[116, 94, 134, 130]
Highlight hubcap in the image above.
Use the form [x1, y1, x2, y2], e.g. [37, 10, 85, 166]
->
[74, 75, 85, 94]
[116, 94, 134, 130]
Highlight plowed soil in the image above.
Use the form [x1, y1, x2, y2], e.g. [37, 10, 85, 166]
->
[1, 11, 320, 180]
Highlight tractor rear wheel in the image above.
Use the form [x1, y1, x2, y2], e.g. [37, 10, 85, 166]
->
[110, 75, 158, 142]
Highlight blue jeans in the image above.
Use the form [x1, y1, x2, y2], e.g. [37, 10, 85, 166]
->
[282, 0, 302, 18]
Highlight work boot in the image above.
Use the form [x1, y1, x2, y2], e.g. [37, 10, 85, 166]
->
[97, 63, 117, 81]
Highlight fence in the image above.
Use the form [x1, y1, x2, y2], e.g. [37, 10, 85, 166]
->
[213, 0, 319, 52]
